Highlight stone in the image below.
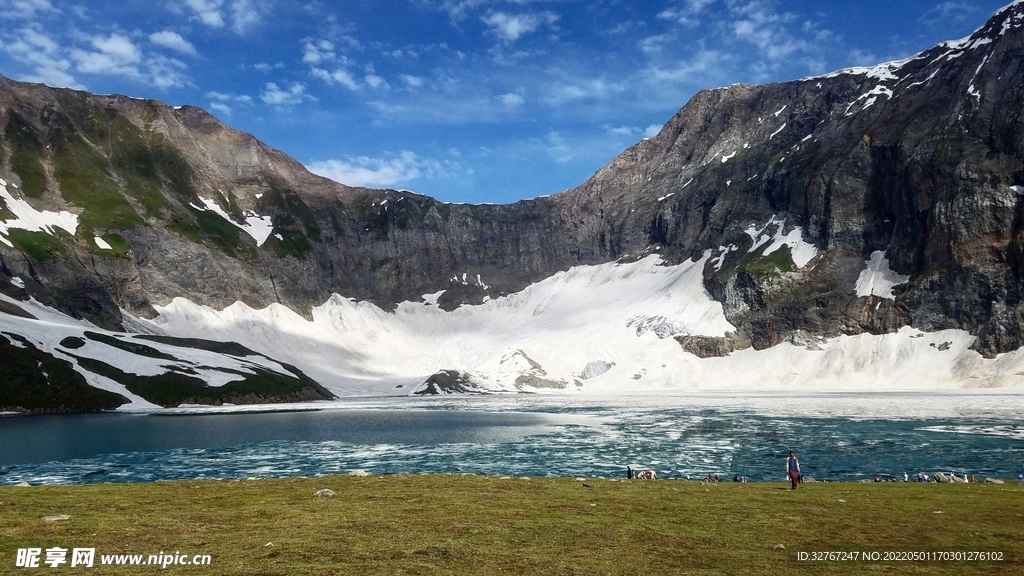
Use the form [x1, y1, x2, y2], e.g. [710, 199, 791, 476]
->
[312, 489, 335, 498]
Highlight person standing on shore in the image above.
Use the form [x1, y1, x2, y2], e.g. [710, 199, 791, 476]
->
[786, 451, 801, 490]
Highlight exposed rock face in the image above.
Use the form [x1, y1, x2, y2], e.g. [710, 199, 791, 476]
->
[0, 2, 1023, 410]
[415, 370, 483, 395]
[675, 336, 734, 359]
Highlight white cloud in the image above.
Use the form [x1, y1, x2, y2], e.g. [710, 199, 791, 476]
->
[149, 30, 197, 55]
[543, 78, 624, 105]
[728, 1, 806, 63]
[606, 125, 635, 136]
[183, 0, 265, 33]
[482, 11, 558, 42]
[185, 0, 225, 27]
[146, 54, 188, 89]
[252, 62, 284, 73]
[364, 74, 386, 89]
[639, 33, 675, 54]
[306, 151, 445, 188]
[208, 90, 252, 103]
[304, 37, 364, 90]
[229, 0, 263, 33]
[3, 25, 189, 89]
[209, 102, 232, 115]
[311, 67, 359, 90]
[644, 124, 662, 138]
[427, 0, 489, 22]
[70, 33, 142, 77]
[498, 92, 524, 107]
[302, 39, 334, 65]
[921, 1, 981, 25]
[0, 0, 55, 19]
[1, 24, 80, 88]
[643, 50, 729, 83]
[206, 90, 252, 113]
[658, 0, 717, 27]
[400, 74, 424, 87]
[261, 82, 310, 105]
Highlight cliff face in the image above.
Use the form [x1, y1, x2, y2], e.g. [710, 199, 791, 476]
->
[1, 1, 1024, 388]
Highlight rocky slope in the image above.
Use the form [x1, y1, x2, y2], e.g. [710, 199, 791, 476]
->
[2, 2, 1024, 408]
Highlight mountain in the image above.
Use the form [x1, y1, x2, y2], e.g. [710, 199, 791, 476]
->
[2, 2, 1024, 410]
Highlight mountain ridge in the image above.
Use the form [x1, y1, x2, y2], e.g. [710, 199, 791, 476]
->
[2, 1, 1024, 409]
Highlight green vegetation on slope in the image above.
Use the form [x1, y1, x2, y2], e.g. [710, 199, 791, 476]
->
[67, 352, 330, 408]
[6, 230, 66, 261]
[263, 187, 320, 258]
[0, 333, 127, 413]
[90, 233, 131, 259]
[82, 331, 177, 360]
[189, 205, 256, 260]
[108, 116, 164, 216]
[0, 477, 1020, 575]
[4, 111, 48, 198]
[744, 244, 797, 279]
[45, 106, 142, 232]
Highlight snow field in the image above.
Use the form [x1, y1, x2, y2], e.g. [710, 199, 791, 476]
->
[146, 255, 1024, 396]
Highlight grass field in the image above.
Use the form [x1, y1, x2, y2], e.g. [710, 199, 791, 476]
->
[1, 475, 1021, 575]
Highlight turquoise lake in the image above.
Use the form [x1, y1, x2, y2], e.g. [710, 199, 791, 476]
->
[1, 393, 1021, 485]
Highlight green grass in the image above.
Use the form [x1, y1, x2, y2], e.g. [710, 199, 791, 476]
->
[7, 230, 67, 261]
[4, 111, 48, 198]
[169, 214, 202, 243]
[261, 188, 321, 258]
[91, 233, 131, 259]
[0, 477, 1020, 575]
[108, 116, 165, 216]
[82, 331, 176, 360]
[744, 244, 796, 279]
[0, 334, 127, 413]
[0, 198, 16, 220]
[189, 206, 256, 260]
[47, 106, 142, 232]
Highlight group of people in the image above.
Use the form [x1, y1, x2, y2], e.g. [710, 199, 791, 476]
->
[626, 466, 657, 480]
[626, 452, 1023, 487]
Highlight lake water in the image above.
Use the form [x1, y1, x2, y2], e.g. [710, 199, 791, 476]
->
[1, 393, 1022, 485]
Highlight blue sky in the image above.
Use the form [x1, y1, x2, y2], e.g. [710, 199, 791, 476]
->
[0, 1, 1011, 203]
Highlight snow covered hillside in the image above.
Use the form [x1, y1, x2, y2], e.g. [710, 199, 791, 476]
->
[143, 255, 1024, 396]
[0, 290, 333, 412]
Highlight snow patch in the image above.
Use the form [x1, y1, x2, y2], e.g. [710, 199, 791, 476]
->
[94, 236, 112, 250]
[855, 251, 910, 300]
[769, 123, 786, 140]
[190, 197, 274, 246]
[9, 276, 25, 289]
[721, 151, 736, 163]
[421, 290, 445, 306]
[845, 85, 894, 116]
[744, 216, 818, 268]
[0, 182, 79, 247]
[710, 244, 739, 272]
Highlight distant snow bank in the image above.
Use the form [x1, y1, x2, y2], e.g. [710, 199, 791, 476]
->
[144, 255, 1024, 396]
